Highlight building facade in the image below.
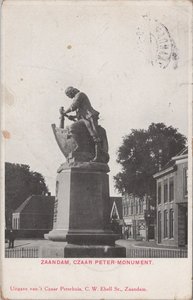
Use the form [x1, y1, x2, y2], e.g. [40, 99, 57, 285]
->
[153, 148, 188, 247]
[12, 194, 55, 238]
[122, 194, 155, 240]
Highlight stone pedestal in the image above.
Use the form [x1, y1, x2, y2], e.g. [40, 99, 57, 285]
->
[46, 162, 120, 247]
[46, 119, 126, 257]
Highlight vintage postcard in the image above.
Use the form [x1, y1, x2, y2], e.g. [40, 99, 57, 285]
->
[1, 0, 192, 299]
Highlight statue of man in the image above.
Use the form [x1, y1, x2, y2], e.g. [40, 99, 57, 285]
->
[62, 86, 101, 162]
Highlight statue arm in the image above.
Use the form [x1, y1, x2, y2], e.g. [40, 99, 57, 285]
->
[65, 106, 73, 114]
[66, 93, 83, 113]
[59, 107, 76, 121]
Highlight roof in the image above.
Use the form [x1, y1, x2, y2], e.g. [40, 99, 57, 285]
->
[110, 197, 123, 219]
[174, 147, 188, 156]
[14, 195, 55, 214]
[153, 147, 188, 179]
[14, 196, 32, 213]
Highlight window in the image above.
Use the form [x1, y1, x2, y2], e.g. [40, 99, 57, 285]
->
[123, 206, 129, 217]
[16, 218, 18, 229]
[12, 218, 15, 229]
[184, 168, 188, 196]
[158, 211, 162, 243]
[131, 202, 133, 215]
[136, 201, 138, 214]
[169, 209, 174, 238]
[169, 178, 174, 202]
[139, 199, 143, 214]
[123, 206, 126, 217]
[126, 206, 128, 216]
[13, 218, 19, 229]
[164, 210, 168, 238]
[158, 183, 161, 204]
[164, 180, 168, 203]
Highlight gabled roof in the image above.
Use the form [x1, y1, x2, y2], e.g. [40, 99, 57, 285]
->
[14, 196, 32, 213]
[171, 147, 188, 161]
[153, 147, 188, 179]
[13, 195, 55, 214]
[174, 147, 188, 156]
[110, 197, 123, 219]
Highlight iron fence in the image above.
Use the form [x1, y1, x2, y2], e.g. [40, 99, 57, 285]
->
[126, 247, 187, 258]
[5, 247, 39, 258]
[5, 246, 187, 258]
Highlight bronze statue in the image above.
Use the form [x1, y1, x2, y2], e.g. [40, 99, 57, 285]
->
[52, 87, 109, 165]
[61, 87, 102, 162]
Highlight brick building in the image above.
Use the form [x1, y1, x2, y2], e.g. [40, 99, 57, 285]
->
[122, 194, 155, 240]
[12, 194, 55, 238]
[153, 148, 188, 247]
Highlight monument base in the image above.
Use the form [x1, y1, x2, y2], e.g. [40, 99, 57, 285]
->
[66, 231, 120, 246]
[40, 243, 126, 258]
[47, 162, 118, 246]
[64, 244, 126, 258]
[44, 229, 68, 241]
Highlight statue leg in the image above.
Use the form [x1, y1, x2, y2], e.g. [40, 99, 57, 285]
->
[83, 119, 99, 141]
[82, 118, 101, 162]
[92, 141, 103, 162]
[89, 117, 100, 142]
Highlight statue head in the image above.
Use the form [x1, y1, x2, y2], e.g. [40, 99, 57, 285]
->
[65, 86, 79, 98]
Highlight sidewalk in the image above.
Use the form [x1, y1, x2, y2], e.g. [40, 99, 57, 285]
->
[116, 239, 187, 250]
[6, 238, 187, 251]
[5, 238, 187, 258]
[5, 238, 67, 249]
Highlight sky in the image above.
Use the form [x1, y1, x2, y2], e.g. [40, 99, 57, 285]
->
[2, 0, 191, 196]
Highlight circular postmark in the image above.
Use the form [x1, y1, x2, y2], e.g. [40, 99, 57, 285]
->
[137, 17, 179, 69]
[150, 21, 178, 69]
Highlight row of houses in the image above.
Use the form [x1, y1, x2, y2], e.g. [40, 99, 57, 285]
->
[10, 148, 188, 247]
[122, 194, 155, 241]
[10, 195, 123, 238]
[115, 147, 188, 247]
[154, 147, 188, 247]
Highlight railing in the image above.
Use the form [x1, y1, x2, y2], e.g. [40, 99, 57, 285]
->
[5, 247, 39, 258]
[126, 247, 187, 258]
[5, 246, 187, 258]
